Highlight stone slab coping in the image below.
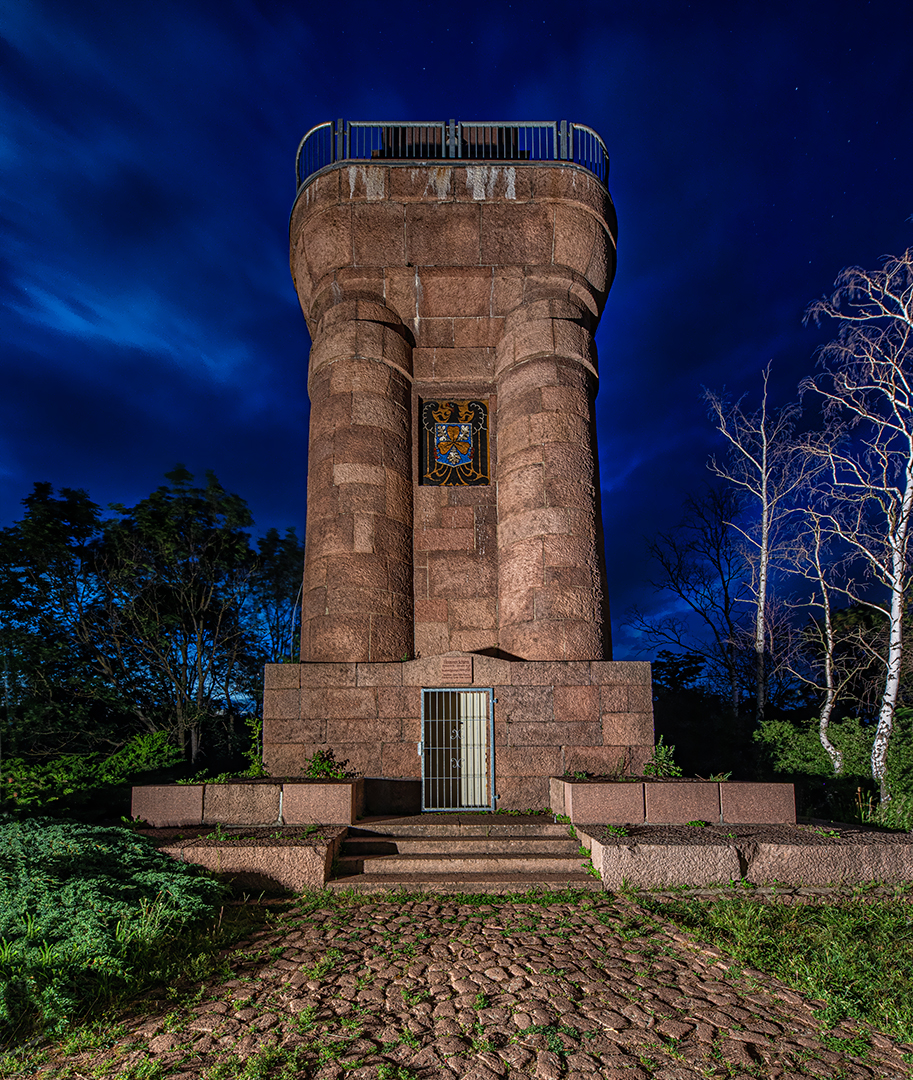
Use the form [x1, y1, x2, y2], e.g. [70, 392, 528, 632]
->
[576, 819, 913, 888]
[550, 777, 796, 824]
[131, 779, 364, 828]
[145, 826, 348, 895]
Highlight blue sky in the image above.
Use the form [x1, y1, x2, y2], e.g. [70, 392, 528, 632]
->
[2, 0, 911, 657]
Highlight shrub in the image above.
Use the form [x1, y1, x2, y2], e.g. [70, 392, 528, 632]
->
[1, 731, 182, 813]
[300, 748, 359, 780]
[0, 817, 227, 1042]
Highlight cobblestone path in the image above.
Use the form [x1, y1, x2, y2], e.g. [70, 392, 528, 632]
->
[32, 892, 913, 1079]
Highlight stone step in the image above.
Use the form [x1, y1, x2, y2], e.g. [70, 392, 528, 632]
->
[336, 851, 588, 875]
[348, 817, 570, 838]
[326, 871, 604, 895]
[342, 835, 579, 856]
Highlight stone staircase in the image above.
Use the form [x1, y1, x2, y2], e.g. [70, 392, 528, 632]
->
[327, 814, 602, 894]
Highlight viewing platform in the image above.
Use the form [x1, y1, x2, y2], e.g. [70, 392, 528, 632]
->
[294, 119, 609, 193]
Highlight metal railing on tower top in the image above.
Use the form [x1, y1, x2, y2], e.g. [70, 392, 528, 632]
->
[294, 120, 609, 192]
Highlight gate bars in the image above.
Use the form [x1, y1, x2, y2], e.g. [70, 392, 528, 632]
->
[420, 688, 494, 811]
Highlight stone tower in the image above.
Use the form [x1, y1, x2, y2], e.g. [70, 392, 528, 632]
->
[263, 121, 653, 810]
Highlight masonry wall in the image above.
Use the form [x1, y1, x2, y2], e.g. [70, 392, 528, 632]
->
[290, 162, 616, 663]
[263, 657, 654, 809]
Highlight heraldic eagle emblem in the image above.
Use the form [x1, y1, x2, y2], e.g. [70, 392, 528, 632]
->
[420, 400, 489, 486]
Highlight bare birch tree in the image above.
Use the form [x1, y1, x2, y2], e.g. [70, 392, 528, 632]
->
[802, 248, 913, 800]
[786, 508, 858, 773]
[705, 364, 817, 725]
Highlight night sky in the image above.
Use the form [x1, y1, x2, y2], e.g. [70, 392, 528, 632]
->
[2, 0, 912, 658]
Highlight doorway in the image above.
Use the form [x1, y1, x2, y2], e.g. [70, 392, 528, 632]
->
[421, 689, 493, 811]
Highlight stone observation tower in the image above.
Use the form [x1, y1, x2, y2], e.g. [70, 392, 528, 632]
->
[263, 120, 654, 811]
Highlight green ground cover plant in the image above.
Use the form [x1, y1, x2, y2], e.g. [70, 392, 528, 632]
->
[0, 817, 230, 1043]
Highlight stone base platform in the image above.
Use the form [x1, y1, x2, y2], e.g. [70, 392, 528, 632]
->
[263, 655, 655, 809]
[147, 814, 913, 894]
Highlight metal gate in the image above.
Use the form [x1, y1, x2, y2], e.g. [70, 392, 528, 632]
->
[420, 689, 493, 811]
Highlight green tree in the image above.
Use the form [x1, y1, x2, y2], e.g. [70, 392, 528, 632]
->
[99, 466, 257, 763]
[0, 484, 133, 756]
[250, 527, 304, 663]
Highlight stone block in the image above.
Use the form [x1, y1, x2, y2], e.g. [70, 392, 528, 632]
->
[428, 554, 496, 597]
[494, 775, 550, 811]
[534, 588, 600, 623]
[597, 842, 741, 890]
[720, 783, 796, 824]
[563, 745, 634, 776]
[447, 598, 497, 630]
[261, 743, 310, 777]
[414, 597, 448, 623]
[470, 654, 512, 686]
[263, 716, 325, 744]
[159, 836, 340, 893]
[562, 781, 645, 825]
[375, 685, 421, 718]
[498, 464, 546, 518]
[495, 746, 561, 777]
[418, 317, 455, 349]
[300, 204, 352, 284]
[644, 782, 721, 825]
[498, 583, 535, 628]
[553, 684, 600, 724]
[131, 785, 203, 828]
[589, 661, 652, 686]
[747, 841, 913, 886]
[402, 655, 446, 686]
[355, 662, 403, 687]
[381, 741, 422, 779]
[552, 203, 596, 278]
[495, 684, 554, 724]
[317, 688, 376, 719]
[600, 685, 628, 713]
[389, 164, 452, 201]
[452, 317, 503, 348]
[508, 720, 601, 746]
[305, 614, 373, 662]
[282, 781, 362, 825]
[449, 628, 498, 653]
[418, 267, 493, 319]
[344, 164, 388, 202]
[602, 712, 654, 745]
[415, 528, 475, 551]
[203, 783, 280, 826]
[350, 393, 409, 436]
[264, 664, 301, 690]
[338, 483, 386, 516]
[509, 661, 592, 686]
[405, 202, 480, 266]
[499, 507, 588, 549]
[441, 505, 475, 529]
[263, 688, 301, 721]
[414, 622, 449, 657]
[324, 717, 401, 744]
[549, 777, 566, 816]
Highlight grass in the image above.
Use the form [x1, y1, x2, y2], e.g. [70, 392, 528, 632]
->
[623, 880, 913, 1048]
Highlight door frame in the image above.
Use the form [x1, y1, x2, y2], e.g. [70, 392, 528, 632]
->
[419, 687, 494, 811]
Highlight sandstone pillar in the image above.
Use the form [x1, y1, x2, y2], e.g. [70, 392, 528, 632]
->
[496, 296, 610, 660]
[301, 297, 414, 661]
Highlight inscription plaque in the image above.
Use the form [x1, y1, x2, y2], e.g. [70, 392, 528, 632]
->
[440, 656, 473, 683]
